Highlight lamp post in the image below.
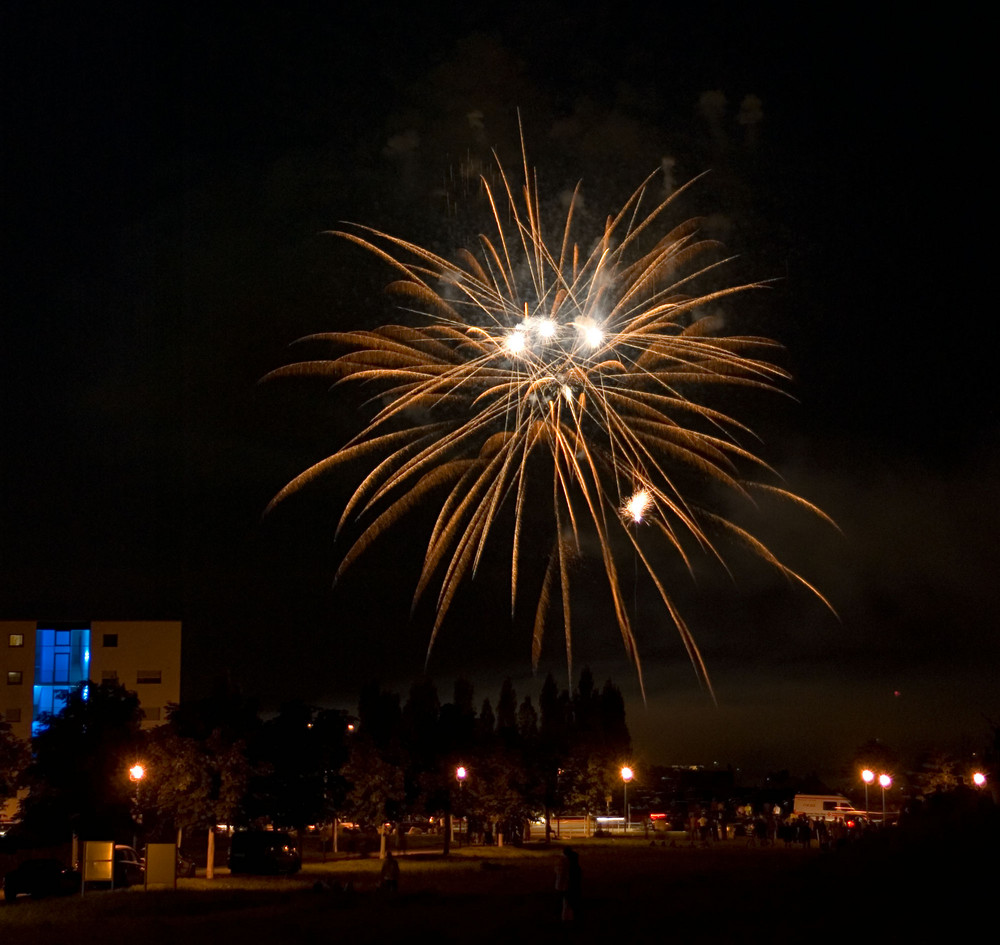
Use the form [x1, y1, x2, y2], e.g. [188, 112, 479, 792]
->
[621, 766, 634, 834]
[129, 763, 146, 850]
[861, 769, 874, 821]
[878, 773, 892, 824]
[456, 766, 467, 847]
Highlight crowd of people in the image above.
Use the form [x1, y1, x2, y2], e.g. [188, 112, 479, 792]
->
[653, 805, 874, 850]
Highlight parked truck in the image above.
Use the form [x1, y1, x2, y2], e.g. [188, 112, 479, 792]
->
[792, 794, 867, 822]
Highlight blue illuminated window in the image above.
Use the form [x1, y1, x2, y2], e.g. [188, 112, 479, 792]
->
[32, 624, 90, 736]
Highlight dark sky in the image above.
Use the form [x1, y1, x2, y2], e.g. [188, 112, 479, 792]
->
[3, 2, 995, 779]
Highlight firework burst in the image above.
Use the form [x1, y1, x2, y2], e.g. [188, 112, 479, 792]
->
[265, 138, 834, 699]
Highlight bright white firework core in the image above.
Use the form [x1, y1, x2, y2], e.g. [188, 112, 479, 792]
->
[625, 489, 651, 523]
[579, 322, 604, 349]
[504, 330, 527, 356]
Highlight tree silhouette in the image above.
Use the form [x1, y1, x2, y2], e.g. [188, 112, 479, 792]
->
[19, 681, 144, 843]
[145, 690, 259, 877]
[0, 718, 29, 807]
[249, 702, 351, 833]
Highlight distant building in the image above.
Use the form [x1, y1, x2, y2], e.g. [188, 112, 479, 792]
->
[1, 620, 181, 740]
[1, 620, 181, 826]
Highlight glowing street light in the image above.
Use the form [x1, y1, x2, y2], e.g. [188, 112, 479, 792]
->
[454, 766, 468, 848]
[621, 766, 634, 833]
[972, 771, 987, 788]
[861, 769, 875, 820]
[128, 763, 146, 850]
[878, 773, 892, 824]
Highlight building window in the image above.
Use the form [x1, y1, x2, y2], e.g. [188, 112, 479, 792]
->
[4, 708, 21, 722]
[136, 670, 161, 684]
[8, 634, 24, 647]
[103, 634, 118, 647]
[101, 670, 118, 683]
[6, 672, 22, 685]
[143, 706, 161, 722]
[32, 625, 90, 737]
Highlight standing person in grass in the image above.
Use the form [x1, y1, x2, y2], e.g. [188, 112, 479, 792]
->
[554, 847, 582, 921]
[380, 849, 399, 893]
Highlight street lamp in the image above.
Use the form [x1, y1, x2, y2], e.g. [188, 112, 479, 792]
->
[129, 763, 146, 850]
[878, 773, 892, 824]
[621, 766, 634, 834]
[972, 771, 987, 788]
[455, 766, 467, 846]
[861, 769, 875, 820]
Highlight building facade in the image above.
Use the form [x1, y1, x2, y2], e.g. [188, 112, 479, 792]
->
[1, 620, 181, 741]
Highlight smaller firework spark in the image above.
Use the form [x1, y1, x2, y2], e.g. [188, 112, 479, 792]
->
[624, 489, 653, 524]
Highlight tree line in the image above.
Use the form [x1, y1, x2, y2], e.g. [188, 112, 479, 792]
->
[1, 669, 631, 864]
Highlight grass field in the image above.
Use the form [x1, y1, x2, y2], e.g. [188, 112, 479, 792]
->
[0, 834, 991, 944]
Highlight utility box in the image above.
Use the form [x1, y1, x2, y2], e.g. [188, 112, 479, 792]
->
[145, 843, 178, 887]
[82, 840, 114, 891]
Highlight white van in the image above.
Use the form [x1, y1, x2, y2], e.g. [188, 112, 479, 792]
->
[792, 794, 867, 822]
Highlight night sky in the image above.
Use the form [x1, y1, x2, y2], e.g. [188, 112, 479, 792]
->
[3, 2, 995, 779]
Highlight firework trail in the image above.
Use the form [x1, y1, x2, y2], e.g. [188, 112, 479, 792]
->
[265, 136, 834, 699]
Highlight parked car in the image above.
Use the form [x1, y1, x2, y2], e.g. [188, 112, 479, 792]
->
[113, 845, 145, 887]
[176, 852, 197, 878]
[3, 858, 81, 901]
[228, 831, 300, 875]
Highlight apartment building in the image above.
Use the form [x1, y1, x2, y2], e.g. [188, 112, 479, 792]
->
[1, 620, 181, 741]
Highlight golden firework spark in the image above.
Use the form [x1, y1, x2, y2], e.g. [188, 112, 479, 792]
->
[265, 137, 834, 699]
[624, 488, 653, 524]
